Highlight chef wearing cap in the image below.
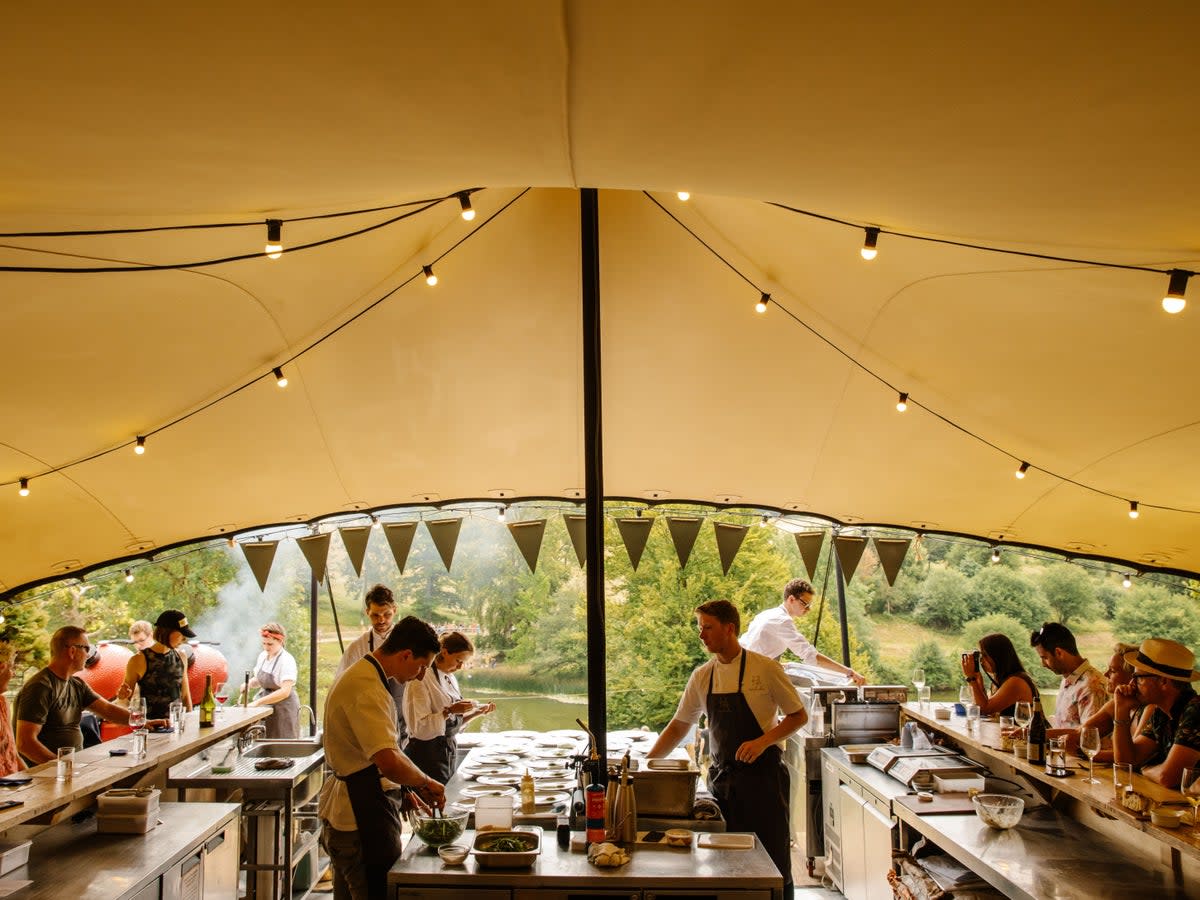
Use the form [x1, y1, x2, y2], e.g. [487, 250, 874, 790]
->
[1112, 637, 1200, 786]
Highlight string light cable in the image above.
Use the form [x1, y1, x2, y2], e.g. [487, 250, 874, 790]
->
[1, 188, 531, 494]
[643, 190, 1200, 519]
[0, 189, 484, 272]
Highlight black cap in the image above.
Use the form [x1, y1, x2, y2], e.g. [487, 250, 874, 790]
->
[155, 609, 196, 638]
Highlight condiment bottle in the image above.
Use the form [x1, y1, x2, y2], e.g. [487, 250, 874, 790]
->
[520, 769, 536, 814]
[199, 674, 216, 728]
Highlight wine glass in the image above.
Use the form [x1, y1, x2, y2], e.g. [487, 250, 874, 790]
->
[214, 681, 229, 711]
[128, 698, 146, 755]
[912, 667, 926, 696]
[1080, 726, 1101, 784]
[1013, 701, 1033, 743]
[1181, 766, 1200, 831]
[959, 683, 973, 707]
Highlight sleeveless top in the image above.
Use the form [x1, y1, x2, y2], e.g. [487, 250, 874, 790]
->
[996, 672, 1042, 718]
[139, 647, 185, 719]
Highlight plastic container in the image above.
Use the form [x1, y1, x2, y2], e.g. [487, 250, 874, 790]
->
[472, 829, 540, 868]
[97, 812, 158, 834]
[0, 840, 31, 876]
[97, 788, 161, 815]
[475, 795, 514, 832]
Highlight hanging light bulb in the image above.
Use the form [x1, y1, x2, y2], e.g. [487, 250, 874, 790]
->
[18, 477, 30, 497]
[1122, 573, 1133, 589]
[423, 265, 438, 286]
[458, 192, 476, 221]
[1129, 500, 1140, 519]
[896, 392, 908, 412]
[135, 436, 146, 455]
[1015, 461, 1029, 479]
[759, 515, 768, 528]
[264, 219, 283, 259]
[756, 292, 770, 314]
[498, 505, 507, 523]
[273, 366, 288, 388]
[124, 568, 134, 583]
[1163, 269, 1191, 314]
[677, 191, 690, 201]
[861, 227, 880, 261]
[991, 547, 1001, 563]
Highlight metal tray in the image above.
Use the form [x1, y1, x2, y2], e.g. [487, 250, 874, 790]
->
[470, 829, 541, 868]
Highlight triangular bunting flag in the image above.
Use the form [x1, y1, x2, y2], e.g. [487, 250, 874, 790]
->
[383, 522, 418, 575]
[615, 517, 655, 571]
[297, 532, 331, 584]
[508, 519, 547, 573]
[794, 531, 825, 581]
[426, 518, 463, 572]
[834, 534, 869, 584]
[563, 514, 587, 568]
[666, 517, 703, 569]
[338, 526, 372, 577]
[241, 541, 279, 592]
[713, 522, 749, 576]
[873, 537, 911, 586]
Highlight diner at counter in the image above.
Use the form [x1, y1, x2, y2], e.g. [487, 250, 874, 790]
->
[960, 632, 1041, 717]
[1112, 637, 1200, 787]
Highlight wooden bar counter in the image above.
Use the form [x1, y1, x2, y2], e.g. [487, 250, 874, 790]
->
[0, 706, 270, 835]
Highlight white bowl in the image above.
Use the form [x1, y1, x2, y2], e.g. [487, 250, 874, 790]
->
[1151, 808, 1185, 829]
[972, 793, 1024, 829]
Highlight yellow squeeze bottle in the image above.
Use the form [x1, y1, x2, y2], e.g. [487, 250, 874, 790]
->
[520, 769, 536, 814]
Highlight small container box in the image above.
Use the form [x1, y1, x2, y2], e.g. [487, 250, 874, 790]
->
[0, 839, 31, 876]
[932, 773, 985, 794]
[97, 788, 160, 816]
[631, 766, 700, 817]
[97, 812, 158, 834]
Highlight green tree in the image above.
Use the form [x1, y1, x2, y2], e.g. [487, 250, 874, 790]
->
[908, 640, 956, 690]
[1114, 584, 1200, 652]
[1038, 563, 1098, 627]
[914, 568, 972, 630]
[967, 567, 1047, 630]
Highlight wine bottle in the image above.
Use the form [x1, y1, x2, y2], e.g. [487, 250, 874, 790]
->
[1025, 709, 1045, 765]
[199, 674, 216, 728]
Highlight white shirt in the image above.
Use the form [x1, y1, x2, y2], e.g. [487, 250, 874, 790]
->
[254, 649, 297, 686]
[672, 648, 805, 747]
[402, 667, 460, 741]
[334, 627, 390, 680]
[318, 656, 402, 831]
[739, 604, 818, 663]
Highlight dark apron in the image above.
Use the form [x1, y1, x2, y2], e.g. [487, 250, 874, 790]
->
[255, 654, 300, 739]
[404, 669, 461, 784]
[706, 650, 792, 889]
[336, 656, 406, 899]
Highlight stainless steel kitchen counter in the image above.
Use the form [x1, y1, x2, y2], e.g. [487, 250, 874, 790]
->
[388, 829, 782, 898]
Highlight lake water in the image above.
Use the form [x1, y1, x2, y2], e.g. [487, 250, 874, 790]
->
[464, 692, 588, 733]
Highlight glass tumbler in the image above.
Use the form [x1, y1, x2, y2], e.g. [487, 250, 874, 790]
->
[56, 746, 74, 781]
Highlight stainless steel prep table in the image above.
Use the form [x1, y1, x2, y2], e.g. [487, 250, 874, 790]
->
[388, 829, 783, 899]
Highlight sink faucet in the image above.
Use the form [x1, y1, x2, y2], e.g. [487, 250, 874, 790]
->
[237, 724, 267, 755]
[298, 705, 317, 738]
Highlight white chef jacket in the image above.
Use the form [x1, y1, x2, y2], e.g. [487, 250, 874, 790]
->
[334, 626, 391, 681]
[739, 604, 818, 663]
[402, 667, 460, 741]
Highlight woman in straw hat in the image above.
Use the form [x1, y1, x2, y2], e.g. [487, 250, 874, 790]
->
[1112, 637, 1200, 786]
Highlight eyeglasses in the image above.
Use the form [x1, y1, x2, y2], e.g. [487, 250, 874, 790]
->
[1130, 673, 1158, 681]
[70, 643, 92, 654]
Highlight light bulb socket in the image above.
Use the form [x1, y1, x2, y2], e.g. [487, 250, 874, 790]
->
[896, 392, 909, 412]
[861, 226, 880, 260]
[756, 292, 770, 313]
[18, 477, 29, 497]
[1129, 500, 1140, 519]
[458, 192, 475, 220]
[266, 219, 282, 243]
[423, 264, 437, 286]
[1164, 269, 1191, 313]
[135, 436, 146, 455]
[273, 366, 288, 388]
[1016, 461, 1029, 479]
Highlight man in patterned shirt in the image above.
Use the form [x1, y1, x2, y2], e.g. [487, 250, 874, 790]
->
[1112, 638, 1200, 787]
[1031, 622, 1108, 728]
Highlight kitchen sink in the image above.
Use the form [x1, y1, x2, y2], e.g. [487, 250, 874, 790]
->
[243, 742, 323, 759]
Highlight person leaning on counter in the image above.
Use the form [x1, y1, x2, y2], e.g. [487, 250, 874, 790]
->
[1111, 638, 1200, 787]
[961, 633, 1042, 717]
[649, 599, 807, 900]
[319, 615, 445, 900]
[15, 626, 161, 765]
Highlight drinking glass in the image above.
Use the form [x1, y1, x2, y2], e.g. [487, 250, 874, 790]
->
[55, 746, 74, 782]
[169, 700, 184, 734]
[918, 685, 931, 707]
[1181, 766, 1200, 831]
[912, 667, 926, 695]
[1080, 726, 1101, 784]
[966, 704, 980, 734]
[128, 698, 146, 754]
[1113, 763, 1133, 800]
[1013, 702, 1033, 742]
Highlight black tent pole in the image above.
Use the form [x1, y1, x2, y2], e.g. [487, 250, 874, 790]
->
[581, 188, 607, 769]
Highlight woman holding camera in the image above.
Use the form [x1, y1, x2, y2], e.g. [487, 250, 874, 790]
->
[961, 633, 1041, 717]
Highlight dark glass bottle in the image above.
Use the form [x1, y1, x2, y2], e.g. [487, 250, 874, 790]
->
[1025, 709, 1045, 765]
[199, 674, 216, 728]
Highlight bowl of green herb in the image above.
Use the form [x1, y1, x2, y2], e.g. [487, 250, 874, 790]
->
[412, 810, 469, 848]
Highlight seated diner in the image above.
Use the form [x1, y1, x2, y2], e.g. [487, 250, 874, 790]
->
[961, 632, 1041, 717]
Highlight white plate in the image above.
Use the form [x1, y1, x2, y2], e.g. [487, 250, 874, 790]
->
[473, 753, 521, 765]
[459, 765, 517, 779]
[458, 785, 518, 799]
[608, 730, 653, 741]
[546, 729, 588, 740]
[534, 736, 579, 748]
[476, 775, 524, 786]
[531, 778, 575, 791]
[533, 791, 569, 807]
[530, 748, 574, 758]
[496, 730, 541, 740]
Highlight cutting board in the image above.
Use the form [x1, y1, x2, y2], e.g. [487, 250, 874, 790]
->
[894, 792, 977, 815]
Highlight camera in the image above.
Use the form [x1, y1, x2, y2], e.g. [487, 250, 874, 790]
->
[961, 650, 980, 671]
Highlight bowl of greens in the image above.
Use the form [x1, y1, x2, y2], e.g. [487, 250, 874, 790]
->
[471, 829, 541, 868]
[412, 810, 469, 848]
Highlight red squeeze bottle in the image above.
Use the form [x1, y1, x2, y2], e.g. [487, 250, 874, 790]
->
[585, 783, 606, 845]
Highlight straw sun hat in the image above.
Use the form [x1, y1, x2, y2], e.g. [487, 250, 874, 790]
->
[1123, 638, 1200, 682]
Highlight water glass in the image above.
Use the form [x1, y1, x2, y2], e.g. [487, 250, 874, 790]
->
[918, 686, 931, 707]
[56, 746, 74, 782]
[966, 704, 981, 733]
[169, 700, 184, 734]
[132, 730, 147, 758]
[1113, 763, 1133, 799]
